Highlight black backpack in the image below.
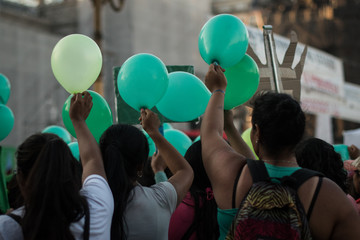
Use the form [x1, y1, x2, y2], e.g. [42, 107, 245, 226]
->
[226, 159, 323, 240]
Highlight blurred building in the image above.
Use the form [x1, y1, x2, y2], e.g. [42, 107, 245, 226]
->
[0, 0, 211, 147]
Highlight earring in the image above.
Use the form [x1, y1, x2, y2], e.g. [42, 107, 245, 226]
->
[256, 139, 259, 144]
[137, 171, 143, 178]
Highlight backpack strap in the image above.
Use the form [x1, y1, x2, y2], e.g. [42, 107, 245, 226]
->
[282, 168, 324, 191]
[246, 159, 271, 183]
[306, 176, 323, 220]
[83, 203, 90, 240]
[7, 213, 22, 225]
[232, 168, 242, 209]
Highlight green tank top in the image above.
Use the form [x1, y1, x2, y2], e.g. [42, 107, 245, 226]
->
[217, 163, 301, 240]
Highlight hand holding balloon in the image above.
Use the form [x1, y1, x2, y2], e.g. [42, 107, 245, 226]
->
[139, 109, 161, 136]
[69, 92, 93, 123]
[205, 64, 227, 93]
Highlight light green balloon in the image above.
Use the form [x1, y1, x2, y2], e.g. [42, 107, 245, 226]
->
[224, 54, 259, 110]
[241, 128, 258, 159]
[51, 34, 102, 93]
[156, 72, 211, 122]
[164, 129, 192, 156]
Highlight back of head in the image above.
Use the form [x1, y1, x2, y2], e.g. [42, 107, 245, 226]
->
[251, 92, 305, 158]
[296, 138, 348, 193]
[99, 124, 149, 240]
[184, 141, 219, 239]
[16, 133, 86, 240]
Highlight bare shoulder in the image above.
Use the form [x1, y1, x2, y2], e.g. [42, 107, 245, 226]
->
[307, 178, 360, 240]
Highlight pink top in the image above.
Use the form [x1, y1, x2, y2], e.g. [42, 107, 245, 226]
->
[168, 192, 197, 240]
[347, 194, 360, 215]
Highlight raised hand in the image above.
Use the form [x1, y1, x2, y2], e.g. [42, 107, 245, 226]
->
[69, 92, 93, 122]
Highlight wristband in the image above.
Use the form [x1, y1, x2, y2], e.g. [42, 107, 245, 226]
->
[154, 171, 168, 183]
[212, 89, 225, 95]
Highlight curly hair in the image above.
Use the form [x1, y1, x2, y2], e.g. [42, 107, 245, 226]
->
[295, 137, 348, 193]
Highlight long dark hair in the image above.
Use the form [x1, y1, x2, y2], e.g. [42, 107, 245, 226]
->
[182, 141, 219, 240]
[99, 124, 149, 240]
[296, 138, 348, 193]
[17, 133, 87, 240]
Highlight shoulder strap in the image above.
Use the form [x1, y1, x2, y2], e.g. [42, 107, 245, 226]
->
[284, 168, 324, 191]
[246, 159, 271, 183]
[307, 176, 323, 220]
[7, 213, 22, 225]
[83, 204, 90, 240]
[232, 168, 242, 209]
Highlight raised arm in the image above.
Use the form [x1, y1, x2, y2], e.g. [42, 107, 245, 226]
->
[140, 109, 193, 206]
[224, 109, 256, 159]
[69, 92, 106, 182]
[201, 64, 247, 209]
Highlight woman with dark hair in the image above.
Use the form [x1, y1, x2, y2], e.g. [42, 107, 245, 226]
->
[99, 108, 193, 240]
[295, 138, 348, 193]
[0, 92, 114, 240]
[201, 64, 360, 239]
[168, 140, 219, 240]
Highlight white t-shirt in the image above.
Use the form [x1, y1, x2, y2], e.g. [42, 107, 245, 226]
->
[0, 174, 114, 240]
[124, 181, 177, 240]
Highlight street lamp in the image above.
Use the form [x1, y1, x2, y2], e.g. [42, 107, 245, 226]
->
[93, 0, 125, 96]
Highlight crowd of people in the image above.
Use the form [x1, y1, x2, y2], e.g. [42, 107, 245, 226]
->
[1, 64, 360, 239]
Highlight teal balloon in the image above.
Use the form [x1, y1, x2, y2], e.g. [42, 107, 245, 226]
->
[224, 54, 259, 110]
[62, 90, 113, 142]
[333, 144, 350, 161]
[156, 72, 211, 122]
[163, 123, 173, 131]
[193, 135, 201, 143]
[68, 142, 80, 161]
[117, 53, 169, 111]
[198, 14, 249, 68]
[0, 74, 11, 104]
[42, 125, 72, 144]
[0, 104, 14, 141]
[164, 129, 192, 156]
[142, 130, 156, 157]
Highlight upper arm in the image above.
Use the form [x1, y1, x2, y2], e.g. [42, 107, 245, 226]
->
[201, 136, 247, 208]
[308, 178, 360, 240]
[168, 168, 194, 206]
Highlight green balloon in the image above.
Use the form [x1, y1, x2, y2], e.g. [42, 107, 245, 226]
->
[51, 34, 102, 93]
[0, 74, 11, 104]
[241, 128, 258, 160]
[0, 104, 14, 141]
[117, 53, 169, 111]
[42, 125, 72, 144]
[198, 14, 249, 68]
[224, 55, 260, 110]
[142, 130, 156, 157]
[68, 142, 80, 161]
[164, 129, 192, 156]
[62, 90, 113, 142]
[156, 72, 211, 122]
